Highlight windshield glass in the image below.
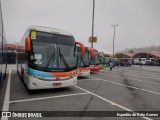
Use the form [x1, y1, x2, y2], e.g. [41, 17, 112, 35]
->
[77, 47, 90, 67]
[30, 42, 58, 68]
[29, 31, 77, 72]
[90, 52, 100, 65]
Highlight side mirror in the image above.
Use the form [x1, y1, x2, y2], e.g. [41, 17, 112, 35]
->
[25, 36, 31, 51]
[75, 42, 85, 56]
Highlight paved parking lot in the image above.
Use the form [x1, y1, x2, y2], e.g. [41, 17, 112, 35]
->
[1, 65, 160, 120]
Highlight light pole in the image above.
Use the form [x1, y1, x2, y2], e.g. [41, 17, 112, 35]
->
[91, 0, 95, 48]
[111, 24, 118, 57]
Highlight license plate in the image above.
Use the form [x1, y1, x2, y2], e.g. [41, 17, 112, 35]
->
[53, 83, 61, 86]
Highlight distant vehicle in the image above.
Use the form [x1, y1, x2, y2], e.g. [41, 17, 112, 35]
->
[154, 58, 160, 66]
[120, 61, 131, 67]
[88, 47, 100, 72]
[145, 61, 154, 66]
[4, 51, 16, 64]
[115, 60, 121, 67]
[0, 1, 7, 87]
[77, 44, 90, 77]
[133, 59, 141, 65]
[140, 58, 154, 65]
[114, 58, 132, 67]
[16, 25, 85, 90]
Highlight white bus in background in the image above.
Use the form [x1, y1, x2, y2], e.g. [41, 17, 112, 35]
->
[16, 25, 85, 90]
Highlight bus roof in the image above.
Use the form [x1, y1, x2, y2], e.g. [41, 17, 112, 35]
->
[87, 47, 98, 52]
[28, 25, 73, 36]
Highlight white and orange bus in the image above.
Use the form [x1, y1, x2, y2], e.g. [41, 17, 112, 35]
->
[16, 25, 84, 90]
[77, 43, 90, 76]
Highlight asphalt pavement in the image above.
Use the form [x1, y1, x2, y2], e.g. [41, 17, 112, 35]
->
[1, 64, 160, 120]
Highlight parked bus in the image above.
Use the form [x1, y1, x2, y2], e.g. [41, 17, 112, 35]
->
[77, 45, 90, 76]
[88, 47, 100, 72]
[98, 52, 106, 70]
[0, 0, 7, 87]
[16, 25, 84, 90]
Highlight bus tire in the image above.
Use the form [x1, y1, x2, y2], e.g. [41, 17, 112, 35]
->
[0, 72, 2, 87]
[3, 64, 7, 80]
[21, 68, 24, 81]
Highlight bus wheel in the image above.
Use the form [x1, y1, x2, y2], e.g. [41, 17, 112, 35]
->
[3, 64, 7, 79]
[21, 68, 24, 80]
[0, 72, 2, 86]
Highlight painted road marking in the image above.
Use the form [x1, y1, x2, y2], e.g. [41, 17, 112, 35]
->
[86, 76, 160, 95]
[78, 78, 96, 81]
[9, 93, 89, 104]
[96, 72, 105, 74]
[81, 74, 160, 85]
[102, 73, 160, 85]
[78, 79, 98, 81]
[121, 71, 160, 79]
[105, 67, 160, 75]
[132, 66, 160, 72]
[75, 86, 152, 120]
[103, 68, 152, 73]
[130, 74, 160, 81]
[96, 71, 160, 82]
[1, 69, 12, 120]
[117, 72, 160, 81]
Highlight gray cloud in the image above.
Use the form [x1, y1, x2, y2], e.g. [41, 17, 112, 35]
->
[1, 0, 160, 53]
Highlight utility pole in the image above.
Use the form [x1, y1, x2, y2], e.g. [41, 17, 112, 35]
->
[91, 0, 95, 48]
[111, 24, 118, 57]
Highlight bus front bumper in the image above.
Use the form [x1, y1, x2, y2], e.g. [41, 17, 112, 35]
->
[78, 70, 90, 76]
[25, 75, 77, 90]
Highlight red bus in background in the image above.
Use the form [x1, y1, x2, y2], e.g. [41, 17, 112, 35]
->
[76, 43, 90, 76]
[88, 47, 100, 72]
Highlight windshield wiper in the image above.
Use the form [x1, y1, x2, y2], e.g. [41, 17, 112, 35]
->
[44, 47, 71, 71]
[59, 47, 70, 71]
[44, 52, 56, 70]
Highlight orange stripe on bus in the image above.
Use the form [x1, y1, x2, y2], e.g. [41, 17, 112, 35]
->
[78, 67, 90, 71]
[51, 69, 78, 77]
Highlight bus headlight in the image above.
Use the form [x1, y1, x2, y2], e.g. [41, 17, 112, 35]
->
[28, 72, 43, 79]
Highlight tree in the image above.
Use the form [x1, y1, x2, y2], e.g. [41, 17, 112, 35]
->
[115, 53, 124, 58]
[128, 49, 135, 57]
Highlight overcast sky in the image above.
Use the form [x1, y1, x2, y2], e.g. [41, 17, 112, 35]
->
[1, 0, 160, 53]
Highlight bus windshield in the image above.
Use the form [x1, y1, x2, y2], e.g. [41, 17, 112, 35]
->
[29, 31, 77, 72]
[77, 47, 90, 67]
[90, 53, 100, 65]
